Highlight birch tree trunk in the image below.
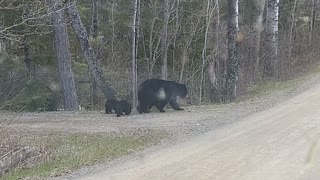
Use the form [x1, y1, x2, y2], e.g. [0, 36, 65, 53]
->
[265, 0, 279, 79]
[225, 0, 240, 101]
[131, 0, 140, 107]
[48, 0, 79, 111]
[208, 0, 221, 103]
[179, 50, 187, 83]
[66, 0, 116, 100]
[161, 0, 170, 80]
[253, 0, 266, 81]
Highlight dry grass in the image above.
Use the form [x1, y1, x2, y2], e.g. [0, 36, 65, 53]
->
[0, 130, 169, 180]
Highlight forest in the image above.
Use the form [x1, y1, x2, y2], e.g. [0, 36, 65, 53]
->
[0, 0, 319, 112]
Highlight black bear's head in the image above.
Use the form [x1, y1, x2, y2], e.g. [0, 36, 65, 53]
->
[178, 84, 188, 98]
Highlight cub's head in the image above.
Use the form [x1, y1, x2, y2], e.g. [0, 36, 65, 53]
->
[126, 103, 132, 115]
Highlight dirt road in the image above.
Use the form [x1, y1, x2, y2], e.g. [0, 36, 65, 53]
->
[80, 83, 320, 180]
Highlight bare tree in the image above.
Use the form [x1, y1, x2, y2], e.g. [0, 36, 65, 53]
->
[225, 0, 240, 101]
[131, 0, 140, 107]
[146, 1, 161, 78]
[178, 13, 202, 83]
[265, 0, 279, 79]
[161, 0, 170, 80]
[66, 0, 116, 100]
[47, 0, 79, 111]
[0, 1, 49, 56]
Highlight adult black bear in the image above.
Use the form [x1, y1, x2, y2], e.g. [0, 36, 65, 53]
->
[115, 100, 132, 117]
[105, 99, 118, 114]
[137, 79, 188, 114]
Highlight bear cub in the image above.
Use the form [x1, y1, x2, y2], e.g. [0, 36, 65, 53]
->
[115, 100, 132, 117]
[105, 99, 118, 114]
[105, 99, 132, 117]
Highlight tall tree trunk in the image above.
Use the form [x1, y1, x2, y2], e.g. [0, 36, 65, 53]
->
[172, 0, 180, 80]
[208, 0, 221, 103]
[111, 0, 115, 60]
[0, 39, 5, 54]
[309, 0, 317, 44]
[253, 0, 266, 81]
[225, 0, 240, 102]
[288, 0, 298, 66]
[131, 0, 140, 108]
[48, 0, 79, 111]
[66, 0, 116, 100]
[90, 0, 98, 38]
[200, 0, 213, 103]
[265, 0, 279, 79]
[179, 50, 187, 83]
[161, 0, 170, 80]
[89, 0, 99, 106]
[23, 36, 32, 73]
[208, 60, 220, 102]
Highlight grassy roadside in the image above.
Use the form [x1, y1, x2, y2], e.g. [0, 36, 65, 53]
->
[1, 131, 169, 180]
[245, 66, 320, 98]
[193, 66, 320, 109]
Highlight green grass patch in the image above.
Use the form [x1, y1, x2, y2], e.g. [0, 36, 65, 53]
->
[247, 66, 320, 98]
[2, 131, 168, 180]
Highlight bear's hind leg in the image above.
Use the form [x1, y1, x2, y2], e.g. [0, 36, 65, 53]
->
[137, 104, 143, 114]
[115, 103, 123, 117]
[106, 106, 112, 114]
[125, 106, 131, 115]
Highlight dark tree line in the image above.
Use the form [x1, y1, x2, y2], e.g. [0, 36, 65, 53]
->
[0, 0, 319, 111]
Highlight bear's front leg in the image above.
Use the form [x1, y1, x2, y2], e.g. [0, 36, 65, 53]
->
[156, 101, 167, 112]
[169, 99, 184, 111]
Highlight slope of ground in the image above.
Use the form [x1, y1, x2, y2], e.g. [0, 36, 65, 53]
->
[80, 82, 320, 180]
